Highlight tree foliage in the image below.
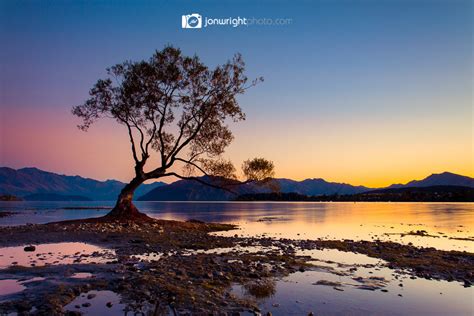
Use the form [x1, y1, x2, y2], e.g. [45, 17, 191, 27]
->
[242, 158, 275, 181]
[72, 46, 274, 190]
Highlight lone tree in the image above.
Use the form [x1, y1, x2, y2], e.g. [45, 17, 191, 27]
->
[73, 46, 274, 221]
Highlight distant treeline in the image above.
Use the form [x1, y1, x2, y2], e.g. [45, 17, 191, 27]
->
[0, 194, 22, 201]
[235, 185, 474, 202]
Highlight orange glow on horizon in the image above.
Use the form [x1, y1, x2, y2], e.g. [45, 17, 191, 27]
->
[1, 106, 472, 188]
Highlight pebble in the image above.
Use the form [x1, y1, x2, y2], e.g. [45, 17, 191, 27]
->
[24, 245, 36, 252]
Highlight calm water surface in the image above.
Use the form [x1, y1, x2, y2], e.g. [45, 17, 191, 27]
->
[0, 201, 473, 315]
[1, 201, 472, 251]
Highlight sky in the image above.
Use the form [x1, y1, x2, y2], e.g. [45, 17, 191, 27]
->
[0, 0, 472, 187]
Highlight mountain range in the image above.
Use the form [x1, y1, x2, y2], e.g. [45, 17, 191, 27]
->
[0, 167, 472, 201]
[0, 167, 165, 201]
[236, 185, 474, 202]
[137, 177, 372, 201]
[139, 171, 473, 201]
[388, 172, 474, 189]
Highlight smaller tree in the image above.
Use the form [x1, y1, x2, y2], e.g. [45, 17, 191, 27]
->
[242, 158, 275, 181]
[73, 46, 274, 221]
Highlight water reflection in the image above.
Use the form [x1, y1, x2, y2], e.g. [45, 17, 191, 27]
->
[64, 290, 125, 315]
[0, 242, 115, 268]
[238, 278, 277, 300]
[246, 269, 473, 316]
[0, 201, 473, 251]
[0, 279, 26, 296]
[232, 247, 474, 316]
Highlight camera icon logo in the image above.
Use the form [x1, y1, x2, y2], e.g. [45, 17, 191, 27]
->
[182, 14, 202, 29]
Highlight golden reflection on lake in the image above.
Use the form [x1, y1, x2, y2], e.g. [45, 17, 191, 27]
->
[209, 202, 474, 251]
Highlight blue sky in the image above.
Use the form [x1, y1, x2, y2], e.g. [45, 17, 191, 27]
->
[1, 0, 472, 186]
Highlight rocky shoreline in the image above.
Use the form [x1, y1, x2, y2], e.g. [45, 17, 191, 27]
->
[0, 219, 473, 315]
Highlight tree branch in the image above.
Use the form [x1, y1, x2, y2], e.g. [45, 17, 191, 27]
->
[163, 172, 238, 194]
[156, 86, 175, 166]
[130, 119, 146, 158]
[166, 85, 220, 162]
[166, 104, 215, 167]
[145, 110, 157, 155]
[167, 111, 198, 160]
[118, 117, 140, 164]
[174, 157, 209, 176]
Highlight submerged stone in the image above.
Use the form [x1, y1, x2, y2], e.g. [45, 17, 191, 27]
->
[23, 245, 36, 252]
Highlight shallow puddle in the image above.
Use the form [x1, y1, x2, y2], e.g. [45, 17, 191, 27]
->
[0, 277, 46, 297]
[188, 245, 279, 255]
[0, 242, 116, 268]
[0, 279, 26, 296]
[64, 290, 125, 315]
[70, 272, 93, 279]
[233, 268, 474, 315]
[297, 248, 384, 266]
[232, 248, 473, 315]
[131, 245, 279, 261]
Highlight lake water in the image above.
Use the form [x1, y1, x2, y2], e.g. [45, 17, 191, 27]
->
[1, 201, 472, 251]
[0, 201, 473, 315]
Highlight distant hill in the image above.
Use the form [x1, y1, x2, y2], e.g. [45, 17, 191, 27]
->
[275, 178, 370, 195]
[0, 194, 22, 201]
[388, 172, 474, 189]
[138, 177, 371, 201]
[1, 167, 472, 202]
[138, 176, 259, 201]
[237, 185, 474, 202]
[0, 167, 165, 201]
[346, 185, 474, 202]
[140, 172, 473, 201]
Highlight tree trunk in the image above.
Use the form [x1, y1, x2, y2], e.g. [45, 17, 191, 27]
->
[105, 177, 151, 221]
